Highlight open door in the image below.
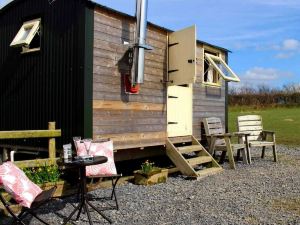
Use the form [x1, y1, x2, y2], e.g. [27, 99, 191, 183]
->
[167, 85, 193, 137]
[168, 25, 196, 85]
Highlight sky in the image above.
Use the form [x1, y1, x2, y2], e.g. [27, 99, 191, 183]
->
[1, 0, 299, 90]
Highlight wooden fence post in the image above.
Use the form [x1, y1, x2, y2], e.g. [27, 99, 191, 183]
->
[48, 122, 56, 159]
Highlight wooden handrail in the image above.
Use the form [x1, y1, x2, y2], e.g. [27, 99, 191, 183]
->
[0, 130, 61, 139]
[0, 122, 61, 161]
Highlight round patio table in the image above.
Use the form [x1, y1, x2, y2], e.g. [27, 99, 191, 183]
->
[62, 156, 110, 225]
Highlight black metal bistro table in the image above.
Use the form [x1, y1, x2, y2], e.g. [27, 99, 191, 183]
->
[62, 156, 111, 225]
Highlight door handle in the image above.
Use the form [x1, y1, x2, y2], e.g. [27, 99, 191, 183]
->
[168, 122, 178, 124]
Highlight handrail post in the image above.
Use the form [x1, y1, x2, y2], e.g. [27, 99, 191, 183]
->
[48, 122, 56, 159]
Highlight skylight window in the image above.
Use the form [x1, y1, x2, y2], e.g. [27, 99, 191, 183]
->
[204, 53, 240, 82]
[10, 18, 41, 53]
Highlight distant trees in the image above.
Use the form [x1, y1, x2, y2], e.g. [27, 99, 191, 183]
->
[229, 83, 300, 107]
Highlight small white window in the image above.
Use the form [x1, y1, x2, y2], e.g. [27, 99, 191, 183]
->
[10, 18, 41, 53]
[205, 53, 240, 83]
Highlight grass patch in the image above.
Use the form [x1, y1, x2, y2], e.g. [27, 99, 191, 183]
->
[229, 106, 300, 146]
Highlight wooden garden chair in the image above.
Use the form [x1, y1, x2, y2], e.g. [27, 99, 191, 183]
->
[203, 117, 249, 169]
[0, 162, 56, 225]
[237, 115, 277, 164]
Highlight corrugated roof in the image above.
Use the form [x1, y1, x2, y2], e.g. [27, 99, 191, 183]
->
[0, 0, 230, 52]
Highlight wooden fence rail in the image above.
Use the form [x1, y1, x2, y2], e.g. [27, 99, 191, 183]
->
[0, 122, 61, 168]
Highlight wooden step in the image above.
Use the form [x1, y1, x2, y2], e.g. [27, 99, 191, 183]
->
[196, 167, 223, 178]
[187, 156, 212, 166]
[177, 145, 203, 154]
[168, 136, 192, 144]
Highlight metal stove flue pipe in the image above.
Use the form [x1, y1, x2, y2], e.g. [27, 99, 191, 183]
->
[132, 0, 151, 85]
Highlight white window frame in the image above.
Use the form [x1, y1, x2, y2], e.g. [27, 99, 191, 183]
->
[10, 18, 41, 49]
[205, 53, 240, 82]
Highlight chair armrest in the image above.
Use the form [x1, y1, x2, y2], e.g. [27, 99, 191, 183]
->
[210, 133, 232, 138]
[233, 132, 250, 137]
[262, 130, 275, 134]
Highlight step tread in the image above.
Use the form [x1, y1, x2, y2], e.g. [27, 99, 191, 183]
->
[187, 156, 212, 166]
[177, 145, 203, 154]
[196, 167, 223, 178]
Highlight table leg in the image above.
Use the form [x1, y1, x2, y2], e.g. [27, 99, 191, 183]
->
[86, 199, 112, 224]
[62, 202, 82, 225]
[84, 203, 93, 225]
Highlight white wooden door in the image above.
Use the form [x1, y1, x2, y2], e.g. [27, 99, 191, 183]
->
[167, 85, 193, 137]
[168, 25, 197, 85]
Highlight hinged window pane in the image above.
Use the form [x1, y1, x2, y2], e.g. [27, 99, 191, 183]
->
[10, 19, 41, 48]
[205, 53, 240, 82]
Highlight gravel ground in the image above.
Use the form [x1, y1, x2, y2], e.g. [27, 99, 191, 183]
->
[1, 145, 300, 225]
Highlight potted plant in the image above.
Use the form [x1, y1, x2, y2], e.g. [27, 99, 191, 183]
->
[23, 164, 68, 197]
[133, 160, 168, 185]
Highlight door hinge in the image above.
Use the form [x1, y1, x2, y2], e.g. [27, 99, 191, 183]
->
[168, 122, 178, 125]
[168, 95, 178, 99]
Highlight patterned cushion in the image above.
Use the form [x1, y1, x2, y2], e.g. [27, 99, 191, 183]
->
[0, 162, 42, 208]
[86, 140, 117, 176]
[74, 140, 86, 156]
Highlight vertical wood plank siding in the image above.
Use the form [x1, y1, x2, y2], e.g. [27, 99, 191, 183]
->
[0, 0, 86, 147]
[92, 9, 168, 150]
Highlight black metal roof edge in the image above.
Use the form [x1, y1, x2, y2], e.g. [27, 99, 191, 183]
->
[0, 0, 231, 53]
[87, 0, 231, 53]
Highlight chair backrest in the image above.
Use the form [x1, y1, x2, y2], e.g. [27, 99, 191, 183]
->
[237, 115, 263, 142]
[203, 117, 225, 145]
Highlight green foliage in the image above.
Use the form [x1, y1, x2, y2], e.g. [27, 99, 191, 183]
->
[23, 164, 61, 184]
[229, 106, 300, 146]
[141, 160, 155, 175]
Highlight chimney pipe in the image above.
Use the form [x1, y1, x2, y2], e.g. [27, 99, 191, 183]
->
[132, 0, 151, 84]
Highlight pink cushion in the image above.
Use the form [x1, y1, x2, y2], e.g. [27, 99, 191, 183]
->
[0, 162, 42, 208]
[86, 140, 117, 176]
[74, 140, 87, 156]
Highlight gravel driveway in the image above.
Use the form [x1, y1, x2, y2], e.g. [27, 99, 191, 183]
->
[1, 145, 300, 225]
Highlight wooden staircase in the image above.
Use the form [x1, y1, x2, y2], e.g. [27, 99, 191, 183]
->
[166, 135, 223, 179]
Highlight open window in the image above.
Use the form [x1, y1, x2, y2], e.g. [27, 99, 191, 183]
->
[10, 18, 41, 53]
[203, 51, 221, 86]
[204, 53, 240, 84]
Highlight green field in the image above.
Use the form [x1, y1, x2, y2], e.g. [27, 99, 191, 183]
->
[228, 106, 300, 146]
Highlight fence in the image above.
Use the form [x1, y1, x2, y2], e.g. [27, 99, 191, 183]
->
[0, 122, 61, 168]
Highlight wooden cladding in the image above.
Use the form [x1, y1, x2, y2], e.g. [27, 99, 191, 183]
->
[93, 131, 166, 150]
[93, 100, 165, 111]
[92, 8, 226, 149]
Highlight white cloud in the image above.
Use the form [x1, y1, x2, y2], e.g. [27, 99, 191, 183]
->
[282, 39, 300, 50]
[231, 67, 294, 89]
[275, 52, 295, 59]
[270, 39, 300, 59]
[243, 67, 293, 81]
[272, 39, 300, 51]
